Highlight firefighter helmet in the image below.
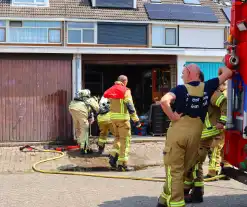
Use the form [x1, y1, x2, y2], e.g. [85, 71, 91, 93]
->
[78, 89, 91, 97]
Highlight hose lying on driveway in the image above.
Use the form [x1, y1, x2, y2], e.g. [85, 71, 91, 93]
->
[21, 145, 226, 182]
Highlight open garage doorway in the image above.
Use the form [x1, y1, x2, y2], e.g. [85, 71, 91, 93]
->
[84, 64, 173, 115]
[81, 54, 177, 136]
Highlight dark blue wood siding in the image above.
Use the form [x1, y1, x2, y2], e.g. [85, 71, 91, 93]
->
[97, 23, 148, 45]
[95, 0, 133, 8]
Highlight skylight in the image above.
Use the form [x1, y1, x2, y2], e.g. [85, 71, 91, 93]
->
[12, 0, 49, 7]
[183, 0, 201, 5]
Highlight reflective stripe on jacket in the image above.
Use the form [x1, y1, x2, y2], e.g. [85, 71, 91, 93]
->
[97, 112, 111, 123]
[201, 90, 227, 139]
[109, 81, 139, 122]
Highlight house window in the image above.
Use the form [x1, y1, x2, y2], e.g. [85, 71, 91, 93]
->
[0, 21, 6, 42]
[151, 0, 161, 3]
[165, 28, 176, 45]
[12, 0, 49, 7]
[183, 0, 200, 5]
[152, 25, 177, 47]
[8, 21, 62, 43]
[67, 22, 96, 44]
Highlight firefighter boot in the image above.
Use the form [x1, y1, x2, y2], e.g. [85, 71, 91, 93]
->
[156, 203, 167, 207]
[80, 143, 94, 155]
[156, 198, 167, 207]
[109, 154, 118, 169]
[97, 143, 105, 155]
[117, 163, 134, 172]
[184, 189, 193, 203]
[219, 164, 231, 180]
[190, 187, 204, 203]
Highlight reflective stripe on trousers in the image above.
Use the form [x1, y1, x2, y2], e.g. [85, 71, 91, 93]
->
[161, 166, 186, 207]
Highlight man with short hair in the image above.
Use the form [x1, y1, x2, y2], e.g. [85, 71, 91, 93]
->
[183, 72, 229, 204]
[104, 75, 141, 171]
[156, 64, 233, 207]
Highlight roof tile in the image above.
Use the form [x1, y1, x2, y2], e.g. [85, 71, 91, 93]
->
[0, 0, 229, 24]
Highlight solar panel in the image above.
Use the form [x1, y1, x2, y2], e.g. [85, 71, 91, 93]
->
[144, 3, 218, 23]
[222, 7, 231, 22]
[95, 0, 133, 8]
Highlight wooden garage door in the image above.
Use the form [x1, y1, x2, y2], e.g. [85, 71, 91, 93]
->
[0, 56, 72, 142]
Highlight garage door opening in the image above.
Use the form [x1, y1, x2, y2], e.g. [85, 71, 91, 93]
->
[84, 64, 173, 116]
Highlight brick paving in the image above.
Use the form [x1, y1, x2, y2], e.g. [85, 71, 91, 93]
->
[0, 142, 164, 174]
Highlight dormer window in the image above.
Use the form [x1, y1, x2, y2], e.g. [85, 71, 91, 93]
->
[12, 0, 49, 7]
[92, 0, 137, 9]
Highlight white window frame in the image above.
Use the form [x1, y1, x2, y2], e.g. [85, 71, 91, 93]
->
[0, 21, 6, 42]
[165, 27, 177, 46]
[11, 0, 49, 7]
[152, 24, 178, 47]
[151, 0, 161, 3]
[183, 0, 201, 5]
[6, 20, 62, 44]
[67, 22, 97, 44]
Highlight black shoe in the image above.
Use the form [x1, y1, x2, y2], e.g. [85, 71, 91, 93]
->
[109, 154, 118, 169]
[190, 187, 204, 203]
[80, 148, 94, 155]
[98, 144, 105, 154]
[184, 189, 192, 203]
[219, 174, 231, 180]
[156, 203, 167, 207]
[117, 165, 134, 172]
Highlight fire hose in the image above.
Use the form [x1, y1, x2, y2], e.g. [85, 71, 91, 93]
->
[20, 145, 226, 183]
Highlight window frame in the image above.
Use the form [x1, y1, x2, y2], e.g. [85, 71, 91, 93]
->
[67, 22, 97, 44]
[7, 20, 62, 44]
[11, 0, 49, 7]
[152, 24, 178, 47]
[0, 21, 6, 42]
[183, 0, 201, 5]
[150, 0, 161, 3]
[165, 28, 177, 46]
[48, 28, 62, 43]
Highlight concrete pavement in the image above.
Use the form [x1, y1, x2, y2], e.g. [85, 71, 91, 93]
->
[0, 170, 247, 207]
[1, 141, 247, 207]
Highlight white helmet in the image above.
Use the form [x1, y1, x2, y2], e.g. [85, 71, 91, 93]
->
[99, 96, 110, 114]
[78, 89, 91, 97]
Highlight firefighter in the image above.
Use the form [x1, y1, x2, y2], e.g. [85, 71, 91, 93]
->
[97, 96, 114, 154]
[183, 73, 228, 203]
[104, 75, 141, 172]
[69, 89, 99, 155]
[156, 64, 233, 207]
[206, 81, 231, 180]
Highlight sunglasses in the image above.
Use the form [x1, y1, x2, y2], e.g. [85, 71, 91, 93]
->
[183, 64, 191, 75]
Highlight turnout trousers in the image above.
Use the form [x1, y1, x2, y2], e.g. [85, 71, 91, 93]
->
[110, 120, 131, 166]
[98, 121, 114, 148]
[184, 138, 214, 190]
[208, 132, 231, 175]
[69, 109, 89, 149]
[158, 116, 203, 207]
